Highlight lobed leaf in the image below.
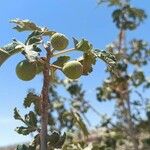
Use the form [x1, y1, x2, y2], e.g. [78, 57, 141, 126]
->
[53, 56, 70, 68]
[73, 38, 93, 52]
[10, 19, 56, 36]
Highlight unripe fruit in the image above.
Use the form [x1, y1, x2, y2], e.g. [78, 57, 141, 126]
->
[62, 60, 83, 79]
[51, 33, 68, 50]
[16, 60, 36, 81]
[36, 62, 44, 74]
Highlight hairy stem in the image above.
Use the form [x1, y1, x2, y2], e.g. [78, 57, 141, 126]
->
[52, 48, 75, 57]
[40, 46, 51, 150]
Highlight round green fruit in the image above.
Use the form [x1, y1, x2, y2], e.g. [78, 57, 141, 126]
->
[62, 61, 83, 79]
[51, 33, 68, 50]
[16, 60, 36, 81]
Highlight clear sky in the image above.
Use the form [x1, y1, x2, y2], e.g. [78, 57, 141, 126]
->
[0, 0, 150, 147]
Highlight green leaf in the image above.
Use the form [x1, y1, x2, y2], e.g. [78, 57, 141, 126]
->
[0, 40, 24, 67]
[28, 134, 40, 150]
[54, 132, 66, 149]
[23, 92, 41, 115]
[16, 144, 28, 150]
[131, 71, 145, 87]
[78, 52, 96, 75]
[0, 49, 10, 67]
[94, 49, 116, 66]
[25, 31, 42, 45]
[14, 108, 23, 121]
[22, 45, 40, 62]
[48, 131, 60, 146]
[97, 0, 122, 6]
[73, 38, 93, 52]
[10, 19, 56, 36]
[24, 92, 39, 108]
[10, 19, 41, 32]
[15, 126, 35, 135]
[25, 111, 37, 127]
[53, 56, 70, 68]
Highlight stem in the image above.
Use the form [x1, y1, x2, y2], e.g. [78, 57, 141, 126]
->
[52, 48, 75, 57]
[40, 46, 51, 150]
[117, 28, 139, 150]
[126, 94, 139, 150]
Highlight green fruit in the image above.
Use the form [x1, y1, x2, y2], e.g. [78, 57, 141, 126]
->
[62, 60, 83, 79]
[36, 62, 44, 74]
[51, 33, 68, 50]
[16, 60, 36, 81]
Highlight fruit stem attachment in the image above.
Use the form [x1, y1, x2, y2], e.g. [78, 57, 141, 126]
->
[52, 48, 75, 57]
[40, 44, 51, 150]
[50, 64, 62, 70]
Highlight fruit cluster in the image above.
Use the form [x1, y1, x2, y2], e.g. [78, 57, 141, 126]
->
[16, 33, 83, 81]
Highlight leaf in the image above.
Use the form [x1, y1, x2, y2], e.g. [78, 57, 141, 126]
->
[23, 92, 41, 115]
[0, 40, 24, 67]
[131, 71, 145, 87]
[24, 92, 39, 108]
[25, 31, 42, 45]
[78, 52, 96, 75]
[42, 27, 56, 36]
[73, 38, 93, 52]
[25, 111, 37, 127]
[0, 49, 10, 67]
[54, 132, 66, 149]
[15, 126, 35, 135]
[71, 111, 89, 137]
[22, 45, 40, 62]
[94, 49, 116, 66]
[48, 131, 60, 146]
[16, 144, 28, 150]
[10, 19, 56, 36]
[53, 56, 70, 68]
[10, 19, 41, 32]
[28, 134, 40, 150]
[14, 108, 24, 121]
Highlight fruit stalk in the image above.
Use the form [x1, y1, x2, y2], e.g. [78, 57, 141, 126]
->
[40, 45, 51, 150]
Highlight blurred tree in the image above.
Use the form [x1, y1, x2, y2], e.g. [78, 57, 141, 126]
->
[96, 0, 150, 149]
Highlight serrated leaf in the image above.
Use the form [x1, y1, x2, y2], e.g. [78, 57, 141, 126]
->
[15, 126, 35, 135]
[11, 19, 56, 36]
[23, 92, 41, 115]
[53, 56, 70, 68]
[25, 111, 37, 127]
[94, 49, 116, 66]
[73, 38, 93, 52]
[24, 92, 39, 108]
[14, 108, 23, 121]
[10, 19, 41, 32]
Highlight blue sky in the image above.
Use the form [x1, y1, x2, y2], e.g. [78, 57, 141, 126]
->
[0, 0, 150, 147]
